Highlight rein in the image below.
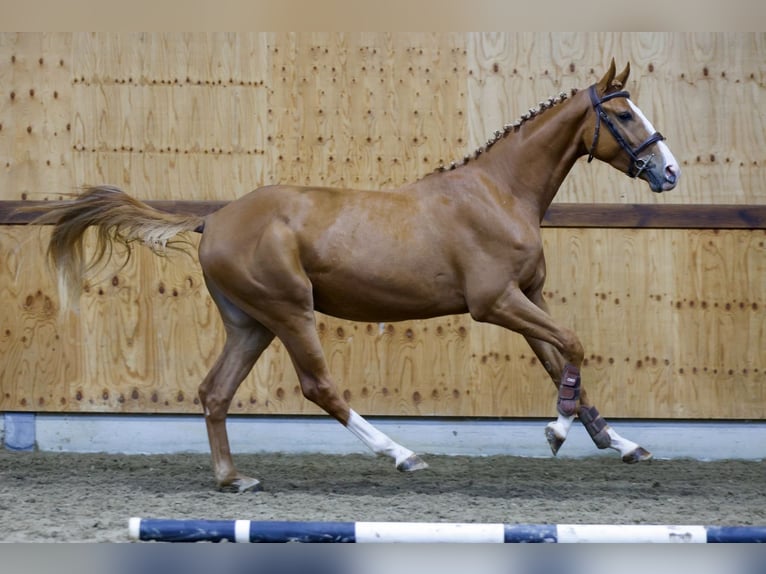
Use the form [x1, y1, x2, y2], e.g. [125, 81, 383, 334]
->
[587, 85, 665, 179]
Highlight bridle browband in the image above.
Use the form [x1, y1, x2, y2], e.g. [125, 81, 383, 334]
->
[587, 84, 665, 179]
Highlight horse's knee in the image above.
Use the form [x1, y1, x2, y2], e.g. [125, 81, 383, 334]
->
[559, 329, 584, 365]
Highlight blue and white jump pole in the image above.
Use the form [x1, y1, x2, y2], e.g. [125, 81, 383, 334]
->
[128, 518, 766, 543]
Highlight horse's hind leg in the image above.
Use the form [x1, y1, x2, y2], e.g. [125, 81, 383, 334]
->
[526, 337, 652, 463]
[274, 313, 428, 472]
[199, 282, 275, 492]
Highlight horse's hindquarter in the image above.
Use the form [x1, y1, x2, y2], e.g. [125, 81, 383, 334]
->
[201, 185, 471, 322]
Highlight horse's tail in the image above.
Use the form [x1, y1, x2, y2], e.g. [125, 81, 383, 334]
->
[31, 185, 205, 312]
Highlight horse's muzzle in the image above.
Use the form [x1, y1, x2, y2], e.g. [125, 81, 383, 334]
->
[649, 164, 680, 193]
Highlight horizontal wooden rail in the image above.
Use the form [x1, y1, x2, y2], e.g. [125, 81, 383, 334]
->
[2, 200, 766, 229]
[541, 203, 766, 229]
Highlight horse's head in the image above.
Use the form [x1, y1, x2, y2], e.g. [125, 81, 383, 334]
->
[584, 59, 680, 193]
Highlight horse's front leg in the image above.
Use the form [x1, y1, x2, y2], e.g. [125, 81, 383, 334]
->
[523, 291, 652, 463]
[474, 284, 651, 463]
[471, 284, 584, 450]
[524, 336, 651, 462]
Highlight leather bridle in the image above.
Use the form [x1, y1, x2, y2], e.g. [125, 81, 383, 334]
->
[587, 84, 665, 179]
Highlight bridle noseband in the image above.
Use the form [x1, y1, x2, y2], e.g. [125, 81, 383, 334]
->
[587, 85, 665, 179]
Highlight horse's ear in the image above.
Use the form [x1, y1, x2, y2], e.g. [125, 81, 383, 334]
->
[596, 58, 617, 95]
[612, 62, 630, 90]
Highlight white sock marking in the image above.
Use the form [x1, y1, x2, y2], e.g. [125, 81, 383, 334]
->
[549, 413, 575, 439]
[606, 427, 639, 457]
[346, 409, 414, 466]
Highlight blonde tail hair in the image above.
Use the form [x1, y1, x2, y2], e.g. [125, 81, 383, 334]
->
[32, 186, 205, 311]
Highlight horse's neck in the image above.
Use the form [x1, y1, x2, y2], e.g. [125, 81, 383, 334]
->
[475, 94, 588, 217]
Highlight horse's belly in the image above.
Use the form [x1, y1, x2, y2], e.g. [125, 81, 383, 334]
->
[310, 271, 466, 322]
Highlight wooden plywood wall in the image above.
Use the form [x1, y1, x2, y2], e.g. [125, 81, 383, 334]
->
[1, 33, 764, 419]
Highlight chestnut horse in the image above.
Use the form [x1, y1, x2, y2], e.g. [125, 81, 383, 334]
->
[31, 60, 679, 491]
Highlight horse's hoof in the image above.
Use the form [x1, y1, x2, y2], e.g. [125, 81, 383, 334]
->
[544, 424, 565, 456]
[228, 477, 263, 493]
[622, 446, 653, 464]
[397, 454, 429, 472]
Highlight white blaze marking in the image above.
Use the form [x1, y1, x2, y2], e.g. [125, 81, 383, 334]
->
[627, 99, 679, 173]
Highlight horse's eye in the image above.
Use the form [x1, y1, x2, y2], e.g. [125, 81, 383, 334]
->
[617, 111, 633, 122]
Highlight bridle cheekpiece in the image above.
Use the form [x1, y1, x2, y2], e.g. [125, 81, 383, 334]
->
[587, 84, 665, 179]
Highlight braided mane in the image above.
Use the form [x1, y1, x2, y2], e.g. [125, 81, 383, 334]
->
[435, 87, 579, 173]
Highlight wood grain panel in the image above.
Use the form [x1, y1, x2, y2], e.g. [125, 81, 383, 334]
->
[69, 34, 271, 199]
[3, 225, 764, 419]
[667, 230, 766, 418]
[1, 33, 765, 421]
[267, 32, 466, 189]
[2, 32, 764, 202]
[0, 33, 73, 201]
[545, 228, 766, 419]
[0, 226, 81, 410]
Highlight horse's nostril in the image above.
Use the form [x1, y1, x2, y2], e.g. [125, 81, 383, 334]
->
[665, 165, 678, 183]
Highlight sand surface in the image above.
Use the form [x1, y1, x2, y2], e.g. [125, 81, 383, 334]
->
[1, 450, 763, 542]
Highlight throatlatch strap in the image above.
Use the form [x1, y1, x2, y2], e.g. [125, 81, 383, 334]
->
[557, 364, 581, 417]
[578, 405, 611, 449]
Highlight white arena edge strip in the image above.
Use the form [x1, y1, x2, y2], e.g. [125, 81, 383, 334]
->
[6, 413, 765, 461]
[127, 518, 766, 543]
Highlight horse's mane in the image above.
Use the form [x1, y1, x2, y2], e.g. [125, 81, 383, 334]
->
[434, 87, 580, 173]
